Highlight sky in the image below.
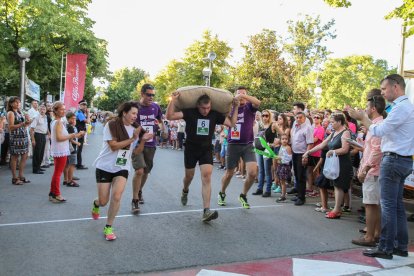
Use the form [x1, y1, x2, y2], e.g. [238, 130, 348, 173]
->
[87, 0, 411, 78]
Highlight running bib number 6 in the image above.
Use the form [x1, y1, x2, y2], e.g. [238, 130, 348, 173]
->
[115, 149, 131, 169]
[196, 119, 209, 135]
[231, 124, 241, 140]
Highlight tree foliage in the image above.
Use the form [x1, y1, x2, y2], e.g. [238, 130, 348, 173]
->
[95, 67, 148, 111]
[153, 30, 233, 108]
[231, 29, 294, 111]
[0, 0, 108, 102]
[324, 0, 414, 37]
[318, 55, 395, 109]
[284, 15, 336, 101]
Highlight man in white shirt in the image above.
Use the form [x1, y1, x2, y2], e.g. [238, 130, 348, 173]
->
[349, 74, 414, 260]
[30, 104, 48, 174]
[27, 100, 39, 120]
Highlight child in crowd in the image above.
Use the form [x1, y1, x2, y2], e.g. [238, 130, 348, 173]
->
[275, 134, 292, 202]
[63, 112, 81, 187]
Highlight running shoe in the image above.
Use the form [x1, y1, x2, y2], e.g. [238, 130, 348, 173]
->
[274, 186, 282, 193]
[138, 191, 144, 204]
[239, 194, 250, 209]
[202, 209, 218, 222]
[218, 192, 226, 206]
[181, 190, 189, 206]
[131, 199, 140, 214]
[92, 200, 100, 220]
[103, 226, 116, 241]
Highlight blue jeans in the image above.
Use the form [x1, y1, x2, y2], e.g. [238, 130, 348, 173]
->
[378, 155, 413, 253]
[256, 153, 272, 192]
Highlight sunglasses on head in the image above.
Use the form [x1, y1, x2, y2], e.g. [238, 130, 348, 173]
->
[145, 93, 155, 97]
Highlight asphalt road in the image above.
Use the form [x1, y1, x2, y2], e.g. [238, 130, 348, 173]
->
[0, 123, 413, 275]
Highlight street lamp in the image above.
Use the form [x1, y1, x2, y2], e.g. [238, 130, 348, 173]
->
[18, 47, 31, 105]
[202, 51, 216, 87]
[314, 77, 322, 109]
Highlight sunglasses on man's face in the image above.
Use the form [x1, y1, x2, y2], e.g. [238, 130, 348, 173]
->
[145, 93, 155, 98]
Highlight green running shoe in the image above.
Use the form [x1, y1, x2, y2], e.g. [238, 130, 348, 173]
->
[218, 192, 226, 206]
[103, 226, 116, 241]
[239, 193, 250, 209]
[92, 200, 100, 220]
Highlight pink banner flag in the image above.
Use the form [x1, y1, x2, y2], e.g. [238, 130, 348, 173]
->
[64, 54, 88, 110]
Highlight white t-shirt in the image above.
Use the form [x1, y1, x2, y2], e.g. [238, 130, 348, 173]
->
[94, 124, 136, 173]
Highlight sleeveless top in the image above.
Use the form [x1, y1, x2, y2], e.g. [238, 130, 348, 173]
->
[50, 119, 70, 157]
[278, 145, 292, 164]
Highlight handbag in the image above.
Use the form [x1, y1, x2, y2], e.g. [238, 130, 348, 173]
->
[323, 151, 340, 180]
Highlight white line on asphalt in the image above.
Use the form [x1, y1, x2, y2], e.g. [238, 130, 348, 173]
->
[0, 204, 284, 227]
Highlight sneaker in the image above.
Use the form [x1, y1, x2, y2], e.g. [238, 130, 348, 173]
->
[252, 189, 263, 195]
[92, 200, 100, 220]
[276, 196, 287, 203]
[239, 194, 250, 209]
[138, 191, 144, 204]
[181, 190, 189, 206]
[103, 226, 117, 241]
[131, 199, 140, 214]
[274, 186, 282, 193]
[218, 192, 226, 206]
[202, 209, 218, 222]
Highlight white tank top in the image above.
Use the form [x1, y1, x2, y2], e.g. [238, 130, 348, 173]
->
[50, 119, 70, 157]
[279, 145, 292, 164]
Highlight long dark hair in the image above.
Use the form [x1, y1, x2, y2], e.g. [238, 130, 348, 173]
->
[7, 96, 20, 112]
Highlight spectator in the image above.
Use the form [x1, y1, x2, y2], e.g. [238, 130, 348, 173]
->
[7, 96, 31, 185]
[349, 74, 414, 259]
[30, 104, 48, 174]
[75, 99, 89, 170]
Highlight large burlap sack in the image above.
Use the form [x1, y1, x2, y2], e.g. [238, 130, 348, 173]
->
[174, 86, 233, 114]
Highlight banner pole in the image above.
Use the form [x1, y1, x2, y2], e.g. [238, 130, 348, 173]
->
[59, 52, 66, 101]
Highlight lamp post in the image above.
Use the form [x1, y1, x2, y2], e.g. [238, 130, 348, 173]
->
[202, 51, 216, 87]
[18, 47, 31, 105]
[314, 77, 322, 109]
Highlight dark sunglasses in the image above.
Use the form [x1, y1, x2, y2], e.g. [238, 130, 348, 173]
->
[262, 114, 269, 117]
[145, 93, 155, 97]
[313, 116, 321, 119]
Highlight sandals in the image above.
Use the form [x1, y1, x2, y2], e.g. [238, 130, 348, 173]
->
[325, 211, 342, 219]
[66, 181, 80, 187]
[315, 207, 328, 213]
[12, 178, 23, 185]
[50, 194, 67, 203]
[19, 177, 31, 183]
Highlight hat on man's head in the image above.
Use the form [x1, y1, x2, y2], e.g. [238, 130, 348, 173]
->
[79, 99, 87, 105]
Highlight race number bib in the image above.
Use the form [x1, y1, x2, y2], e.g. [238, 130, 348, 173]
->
[115, 149, 131, 170]
[143, 125, 154, 142]
[197, 119, 209, 136]
[231, 124, 241, 140]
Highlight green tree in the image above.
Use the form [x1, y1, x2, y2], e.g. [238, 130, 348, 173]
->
[284, 15, 336, 101]
[0, 0, 108, 102]
[153, 30, 233, 108]
[96, 67, 148, 111]
[324, 0, 414, 37]
[232, 29, 294, 111]
[318, 55, 395, 109]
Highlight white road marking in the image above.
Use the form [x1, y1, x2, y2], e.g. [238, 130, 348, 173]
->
[369, 266, 414, 276]
[374, 252, 414, 269]
[197, 269, 249, 276]
[0, 204, 284, 227]
[292, 258, 378, 276]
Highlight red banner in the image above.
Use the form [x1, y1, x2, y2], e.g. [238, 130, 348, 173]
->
[64, 54, 88, 110]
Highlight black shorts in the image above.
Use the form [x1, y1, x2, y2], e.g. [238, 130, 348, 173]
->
[95, 168, 129, 183]
[184, 145, 213, 169]
[308, 156, 320, 167]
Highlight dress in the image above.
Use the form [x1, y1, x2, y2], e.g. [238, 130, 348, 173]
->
[327, 130, 353, 190]
[9, 111, 29, 155]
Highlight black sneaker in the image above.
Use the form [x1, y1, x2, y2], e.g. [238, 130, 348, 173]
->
[131, 199, 140, 214]
[393, 248, 409, 257]
[262, 191, 271, 197]
[276, 196, 287, 203]
[252, 189, 263, 195]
